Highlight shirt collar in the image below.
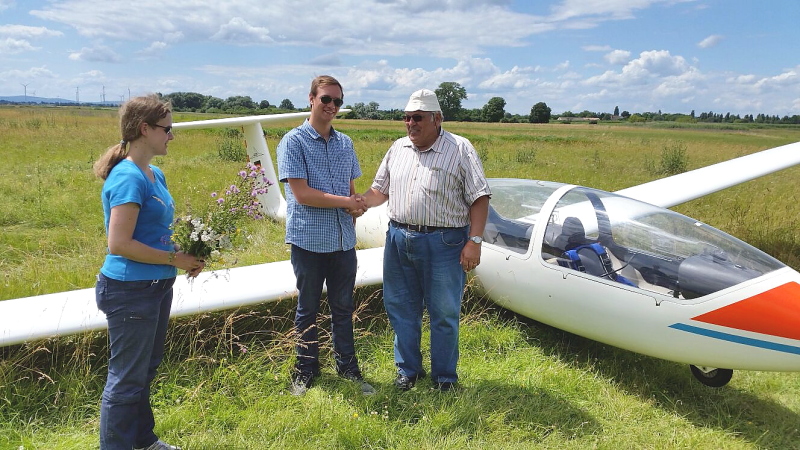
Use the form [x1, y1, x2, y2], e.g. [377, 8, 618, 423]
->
[301, 118, 338, 141]
[408, 127, 443, 153]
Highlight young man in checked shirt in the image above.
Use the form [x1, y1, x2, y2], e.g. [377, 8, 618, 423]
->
[277, 75, 374, 396]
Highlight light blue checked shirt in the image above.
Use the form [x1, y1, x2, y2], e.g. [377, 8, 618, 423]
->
[277, 119, 362, 253]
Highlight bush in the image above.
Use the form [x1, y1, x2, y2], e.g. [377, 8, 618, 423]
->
[217, 128, 247, 162]
[646, 141, 689, 175]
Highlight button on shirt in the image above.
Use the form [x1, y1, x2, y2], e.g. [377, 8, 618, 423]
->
[277, 119, 362, 253]
[372, 128, 491, 227]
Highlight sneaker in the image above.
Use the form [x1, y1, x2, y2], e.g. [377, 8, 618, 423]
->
[394, 370, 426, 391]
[340, 371, 376, 395]
[289, 371, 315, 396]
[134, 440, 181, 450]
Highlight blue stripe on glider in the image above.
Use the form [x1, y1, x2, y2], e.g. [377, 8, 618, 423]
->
[670, 323, 800, 356]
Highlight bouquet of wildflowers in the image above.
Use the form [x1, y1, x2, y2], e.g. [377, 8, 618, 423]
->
[171, 162, 272, 268]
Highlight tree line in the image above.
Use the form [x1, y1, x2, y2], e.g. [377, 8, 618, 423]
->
[157, 85, 800, 125]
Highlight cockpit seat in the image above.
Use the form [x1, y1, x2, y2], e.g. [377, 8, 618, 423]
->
[552, 216, 591, 252]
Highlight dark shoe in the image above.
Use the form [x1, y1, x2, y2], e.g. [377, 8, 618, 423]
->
[289, 371, 315, 396]
[394, 371, 426, 391]
[434, 381, 455, 392]
[135, 441, 181, 450]
[340, 371, 376, 395]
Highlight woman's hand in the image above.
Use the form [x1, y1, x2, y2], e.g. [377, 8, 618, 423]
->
[173, 252, 206, 278]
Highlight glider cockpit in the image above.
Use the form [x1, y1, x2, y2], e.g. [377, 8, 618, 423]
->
[483, 179, 785, 301]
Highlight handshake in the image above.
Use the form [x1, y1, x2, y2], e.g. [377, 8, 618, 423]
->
[345, 193, 369, 218]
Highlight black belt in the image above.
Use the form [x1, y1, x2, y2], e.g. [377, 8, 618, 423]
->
[390, 220, 455, 233]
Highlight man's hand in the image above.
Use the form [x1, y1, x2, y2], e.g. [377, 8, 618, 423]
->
[346, 193, 368, 218]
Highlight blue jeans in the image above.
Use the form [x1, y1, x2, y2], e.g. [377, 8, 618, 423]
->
[95, 273, 175, 450]
[383, 224, 468, 383]
[290, 245, 360, 376]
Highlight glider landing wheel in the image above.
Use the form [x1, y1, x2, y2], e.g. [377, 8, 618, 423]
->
[690, 365, 733, 387]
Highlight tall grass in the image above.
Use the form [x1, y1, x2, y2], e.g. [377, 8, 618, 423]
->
[2, 106, 800, 449]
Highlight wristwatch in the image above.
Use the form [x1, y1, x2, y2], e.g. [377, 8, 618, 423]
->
[469, 235, 483, 244]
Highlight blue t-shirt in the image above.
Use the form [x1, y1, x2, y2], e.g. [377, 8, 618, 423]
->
[277, 119, 361, 253]
[100, 159, 178, 281]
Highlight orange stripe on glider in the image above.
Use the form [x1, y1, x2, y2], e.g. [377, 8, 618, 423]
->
[692, 282, 800, 341]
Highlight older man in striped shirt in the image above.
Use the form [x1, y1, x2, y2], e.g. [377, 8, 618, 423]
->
[362, 88, 491, 392]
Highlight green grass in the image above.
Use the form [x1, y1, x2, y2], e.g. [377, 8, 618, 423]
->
[2, 106, 800, 449]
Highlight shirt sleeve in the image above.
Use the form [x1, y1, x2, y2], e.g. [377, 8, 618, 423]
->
[277, 131, 308, 183]
[460, 140, 492, 205]
[104, 164, 147, 208]
[371, 141, 397, 195]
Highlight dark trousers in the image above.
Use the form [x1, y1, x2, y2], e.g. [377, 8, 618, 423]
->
[290, 245, 359, 376]
[95, 274, 175, 450]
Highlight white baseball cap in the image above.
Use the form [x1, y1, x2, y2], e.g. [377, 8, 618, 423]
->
[404, 89, 441, 112]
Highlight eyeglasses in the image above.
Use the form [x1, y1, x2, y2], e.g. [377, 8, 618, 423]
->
[403, 114, 428, 123]
[151, 124, 173, 134]
[319, 95, 344, 107]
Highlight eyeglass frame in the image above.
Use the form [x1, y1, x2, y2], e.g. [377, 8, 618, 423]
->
[319, 95, 344, 107]
[150, 123, 173, 134]
[403, 113, 433, 123]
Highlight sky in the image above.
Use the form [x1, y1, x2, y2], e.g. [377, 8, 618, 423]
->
[1, 0, 798, 116]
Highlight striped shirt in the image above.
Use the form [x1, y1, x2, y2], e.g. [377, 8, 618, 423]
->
[277, 119, 361, 253]
[372, 128, 491, 227]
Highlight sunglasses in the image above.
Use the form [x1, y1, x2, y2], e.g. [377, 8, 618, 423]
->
[319, 95, 344, 107]
[151, 124, 173, 134]
[403, 114, 429, 123]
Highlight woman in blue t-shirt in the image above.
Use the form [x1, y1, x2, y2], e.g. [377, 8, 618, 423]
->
[93, 94, 204, 450]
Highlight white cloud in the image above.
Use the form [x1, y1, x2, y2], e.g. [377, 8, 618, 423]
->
[697, 34, 723, 48]
[0, 37, 38, 54]
[622, 50, 690, 79]
[211, 17, 273, 45]
[583, 45, 612, 52]
[68, 45, 122, 63]
[136, 41, 169, 58]
[754, 69, 798, 91]
[478, 66, 536, 90]
[604, 49, 631, 65]
[0, 24, 63, 39]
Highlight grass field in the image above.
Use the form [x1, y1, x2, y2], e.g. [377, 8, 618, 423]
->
[2, 106, 800, 449]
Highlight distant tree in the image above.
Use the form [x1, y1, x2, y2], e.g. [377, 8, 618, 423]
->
[613, 105, 619, 116]
[348, 101, 380, 119]
[529, 102, 551, 123]
[259, 100, 270, 109]
[461, 108, 482, 122]
[223, 96, 256, 111]
[203, 96, 224, 111]
[435, 82, 467, 121]
[163, 92, 206, 111]
[481, 97, 506, 123]
[621, 110, 631, 119]
[279, 98, 295, 110]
